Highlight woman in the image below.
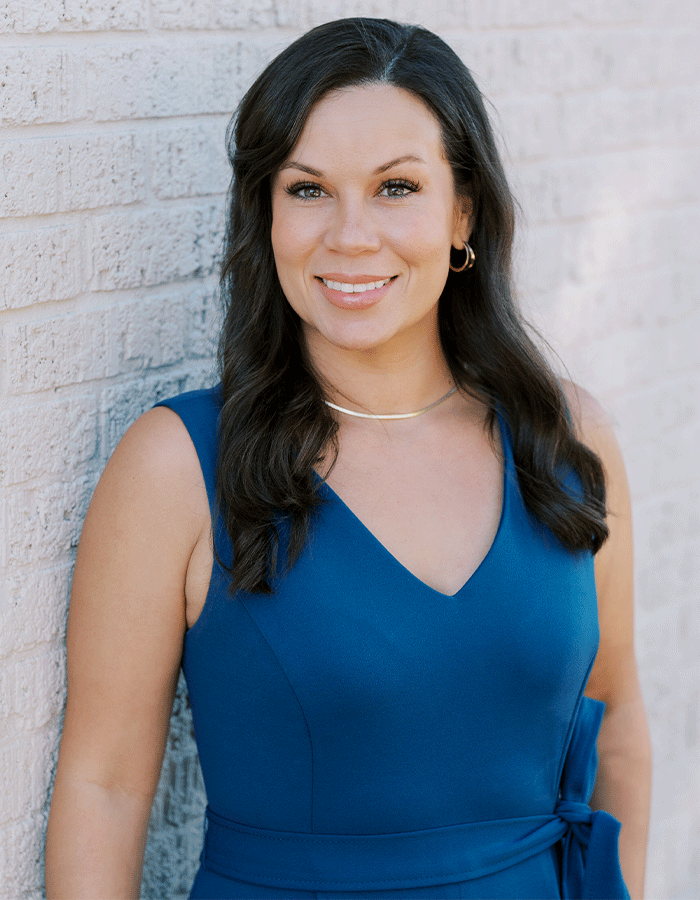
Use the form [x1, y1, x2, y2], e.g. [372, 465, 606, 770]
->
[46, 18, 651, 900]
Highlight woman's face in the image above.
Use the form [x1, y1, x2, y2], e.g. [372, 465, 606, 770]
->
[270, 83, 471, 358]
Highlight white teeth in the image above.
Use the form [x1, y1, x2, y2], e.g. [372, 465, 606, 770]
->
[322, 278, 392, 293]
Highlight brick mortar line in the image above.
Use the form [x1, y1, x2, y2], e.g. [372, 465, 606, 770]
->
[1, 192, 226, 215]
[0, 27, 300, 46]
[0, 276, 221, 324]
[0, 113, 232, 139]
[0, 202, 227, 240]
[0, 374, 218, 410]
[0, 363, 217, 402]
[0, 22, 690, 47]
[0, 379, 216, 411]
[0, 290, 221, 331]
[0, 25, 391, 48]
[0, 305, 215, 336]
[0, 380, 216, 420]
[0, 196, 229, 224]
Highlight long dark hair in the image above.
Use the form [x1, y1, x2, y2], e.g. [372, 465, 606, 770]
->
[217, 17, 607, 594]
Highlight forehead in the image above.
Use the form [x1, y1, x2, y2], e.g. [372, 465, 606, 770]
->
[288, 83, 448, 169]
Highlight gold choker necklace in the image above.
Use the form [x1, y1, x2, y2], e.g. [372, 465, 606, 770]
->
[324, 386, 457, 420]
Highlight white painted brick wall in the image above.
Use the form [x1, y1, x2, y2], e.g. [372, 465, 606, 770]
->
[1, 0, 147, 33]
[1, 2, 698, 897]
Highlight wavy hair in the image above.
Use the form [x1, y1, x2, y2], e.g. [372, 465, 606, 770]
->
[216, 17, 608, 594]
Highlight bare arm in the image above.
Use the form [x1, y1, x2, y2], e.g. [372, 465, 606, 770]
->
[566, 385, 652, 900]
[45, 408, 209, 899]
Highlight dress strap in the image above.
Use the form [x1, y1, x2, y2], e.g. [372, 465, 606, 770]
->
[153, 384, 222, 513]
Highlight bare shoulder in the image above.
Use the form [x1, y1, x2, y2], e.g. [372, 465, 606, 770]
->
[75, 404, 211, 631]
[561, 379, 613, 442]
[92, 405, 208, 539]
[102, 405, 205, 500]
[560, 381, 627, 494]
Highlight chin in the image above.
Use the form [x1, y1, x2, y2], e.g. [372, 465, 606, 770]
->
[320, 322, 401, 354]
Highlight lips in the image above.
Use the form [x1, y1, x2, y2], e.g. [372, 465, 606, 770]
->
[315, 274, 397, 310]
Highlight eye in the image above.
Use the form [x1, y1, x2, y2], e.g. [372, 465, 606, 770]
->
[379, 178, 421, 198]
[285, 181, 326, 200]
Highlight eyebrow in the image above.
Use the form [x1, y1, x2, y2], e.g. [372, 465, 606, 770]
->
[280, 155, 426, 177]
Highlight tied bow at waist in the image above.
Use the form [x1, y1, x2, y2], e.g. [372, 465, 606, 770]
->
[554, 799, 628, 899]
[552, 697, 630, 899]
[202, 697, 629, 899]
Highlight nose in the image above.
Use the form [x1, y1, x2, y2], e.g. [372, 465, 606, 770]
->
[324, 197, 381, 254]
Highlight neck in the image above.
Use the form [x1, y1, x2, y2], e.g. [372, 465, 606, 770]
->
[305, 328, 455, 418]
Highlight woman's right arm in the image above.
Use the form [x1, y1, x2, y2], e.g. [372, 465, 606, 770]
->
[45, 407, 210, 899]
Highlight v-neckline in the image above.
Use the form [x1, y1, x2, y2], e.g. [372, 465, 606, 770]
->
[314, 410, 510, 599]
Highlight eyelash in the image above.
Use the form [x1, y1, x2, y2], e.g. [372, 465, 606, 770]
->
[381, 178, 420, 198]
[284, 178, 421, 200]
[284, 181, 325, 200]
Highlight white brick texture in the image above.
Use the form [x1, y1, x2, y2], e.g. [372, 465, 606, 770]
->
[0, 49, 89, 127]
[1, 224, 84, 310]
[0, 0, 147, 34]
[1, 2, 698, 898]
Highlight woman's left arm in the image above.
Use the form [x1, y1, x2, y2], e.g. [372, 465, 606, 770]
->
[566, 384, 652, 900]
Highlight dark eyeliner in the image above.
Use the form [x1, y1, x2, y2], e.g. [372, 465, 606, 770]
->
[284, 180, 323, 198]
[381, 178, 421, 196]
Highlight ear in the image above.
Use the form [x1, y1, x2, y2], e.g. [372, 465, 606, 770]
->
[452, 194, 474, 249]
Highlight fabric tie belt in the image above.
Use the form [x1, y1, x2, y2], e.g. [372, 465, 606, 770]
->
[202, 698, 629, 899]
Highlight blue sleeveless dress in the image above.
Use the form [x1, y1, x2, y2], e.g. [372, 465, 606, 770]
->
[155, 386, 629, 900]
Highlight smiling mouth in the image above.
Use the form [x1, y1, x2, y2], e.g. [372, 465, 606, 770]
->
[317, 276, 395, 294]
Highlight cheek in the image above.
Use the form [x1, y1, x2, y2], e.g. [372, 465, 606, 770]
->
[270, 213, 290, 268]
[271, 222, 301, 299]
[270, 216, 315, 320]
[395, 205, 455, 260]
[271, 211, 317, 273]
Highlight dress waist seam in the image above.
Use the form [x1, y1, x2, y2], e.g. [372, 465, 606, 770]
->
[202, 807, 567, 890]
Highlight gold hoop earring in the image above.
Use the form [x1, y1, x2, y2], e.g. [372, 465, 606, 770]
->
[449, 242, 475, 273]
